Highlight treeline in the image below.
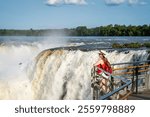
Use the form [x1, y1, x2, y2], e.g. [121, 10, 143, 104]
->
[0, 24, 150, 36]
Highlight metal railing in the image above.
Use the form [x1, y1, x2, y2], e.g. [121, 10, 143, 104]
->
[112, 60, 150, 94]
[91, 67, 133, 100]
[91, 60, 150, 100]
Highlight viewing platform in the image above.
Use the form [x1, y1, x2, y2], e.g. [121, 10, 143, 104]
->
[91, 60, 150, 100]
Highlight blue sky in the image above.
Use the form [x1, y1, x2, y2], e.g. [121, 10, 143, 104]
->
[0, 0, 150, 29]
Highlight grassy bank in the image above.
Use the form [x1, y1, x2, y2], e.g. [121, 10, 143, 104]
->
[112, 42, 150, 48]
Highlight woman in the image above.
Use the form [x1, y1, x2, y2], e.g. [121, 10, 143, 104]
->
[93, 51, 112, 93]
[93, 51, 112, 75]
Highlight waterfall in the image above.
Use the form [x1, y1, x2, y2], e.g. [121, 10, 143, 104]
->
[0, 41, 149, 99]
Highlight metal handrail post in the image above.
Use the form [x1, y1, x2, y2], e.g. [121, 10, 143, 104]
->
[131, 69, 135, 92]
[135, 65, 139, 94]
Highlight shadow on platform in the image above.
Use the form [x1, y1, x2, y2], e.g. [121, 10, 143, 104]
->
[129, 90, 150, 100]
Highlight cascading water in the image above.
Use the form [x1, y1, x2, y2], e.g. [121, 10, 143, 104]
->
[28, 49, 95, 100]
[27, 49, 149, 100]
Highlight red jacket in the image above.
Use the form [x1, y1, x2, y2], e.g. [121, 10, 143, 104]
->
[97, 63, 112, 74]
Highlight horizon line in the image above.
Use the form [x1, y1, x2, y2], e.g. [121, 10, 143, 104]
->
[0, 24, 150, 30]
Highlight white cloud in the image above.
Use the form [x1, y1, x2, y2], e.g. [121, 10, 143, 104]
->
[46, 0, 147, 6]
[105, 0, 147, 5]
[139, 1, 147, 5]
[128, 0, 148, 5]
[47, 0, 62, 5]
[105, 0, 125, 5]
[46, 0, 87, 5]
[128, 0, 138, 5]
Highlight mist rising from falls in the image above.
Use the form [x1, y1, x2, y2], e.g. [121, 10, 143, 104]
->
[0, 44, 37, 99]
[0, 35, 70, 100]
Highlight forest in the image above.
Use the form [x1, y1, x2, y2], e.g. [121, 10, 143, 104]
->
[0, 24, 150, 36]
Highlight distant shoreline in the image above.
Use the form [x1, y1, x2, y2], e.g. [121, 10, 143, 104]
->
[0, 24, 150, 36]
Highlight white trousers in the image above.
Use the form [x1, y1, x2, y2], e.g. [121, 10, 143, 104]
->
[101, 73, 109, 79]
